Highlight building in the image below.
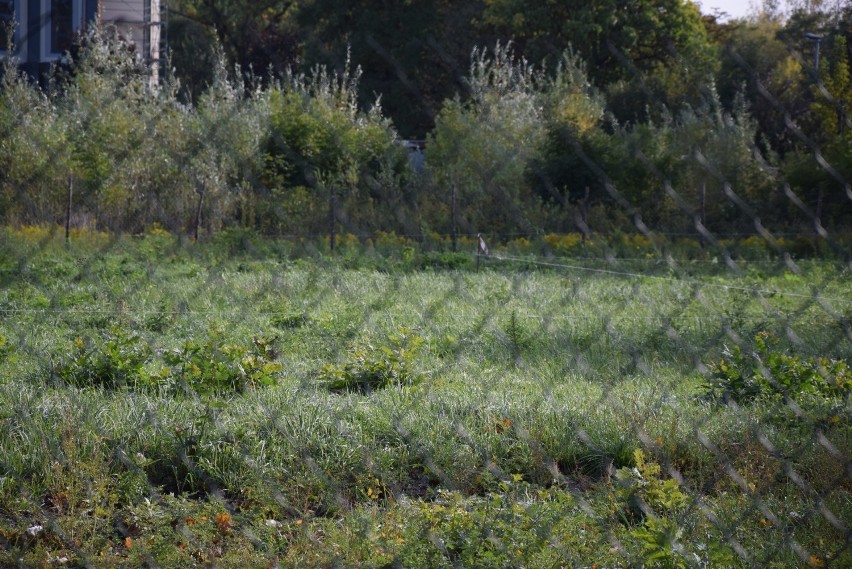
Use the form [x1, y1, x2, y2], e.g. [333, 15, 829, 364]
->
[0, 1, 163, 84]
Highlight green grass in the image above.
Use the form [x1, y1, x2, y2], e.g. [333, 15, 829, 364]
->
[0, 229, 849, 567]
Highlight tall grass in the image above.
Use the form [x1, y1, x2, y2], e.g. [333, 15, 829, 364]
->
[0, 231, 849, 567]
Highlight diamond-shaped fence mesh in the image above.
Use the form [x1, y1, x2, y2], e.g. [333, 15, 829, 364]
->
[0, 5, 850, 568]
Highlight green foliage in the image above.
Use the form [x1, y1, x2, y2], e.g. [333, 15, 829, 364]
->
[614, 450, 699, 568]
[54, 326, 153, 389]
[120, 495, 267, 567]
[503, 309, 530, 361]
[405, 486, 596, 568]
[163, 334, 281, 395]
[706, 331, 851, 403]
[0, 332, 12, 363]
[0, 239, 849, 567]
[630, 516, 691, 569]
[295, 0, 478, 137]
[0, 49, 69, 225]
[271, 311, 310, 329]
[425, 43, 547, 235]
[261, 61, 406, 235]
[0, 9, 850, 238]
[614, 449, 688, 524]
[715, 14, 807, 155]
[59, 26, 155, 230]
[785, 33, 852, 230]
[479, 0, 718, 120]
[528, 50, 609, 212]
[612, 86, 776, 233]
[169, 0, 299, 100]
[319, 328, 424, 393]
[416, 251, 474, 270]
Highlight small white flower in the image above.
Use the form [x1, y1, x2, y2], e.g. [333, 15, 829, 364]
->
[26, 525, 43, 537]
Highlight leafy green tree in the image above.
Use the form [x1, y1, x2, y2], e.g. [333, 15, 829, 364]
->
[169, 0, 300, 98]
[60, 29, 152, 230]
[261, 62, 406, 238]
[478, 0, 719, 121]
[533, 77, 777, 237]
[296, 0, 486, 137]
[714, 14, 808, 154]
[0, 54, 69, 224]
[639, 89, 777, 234]
[424, 44, 546, 238]
[163, 11, 220, 101]
[784, 33, 852, 231]
[125, 90, 197, 232]
[42, 27, 269, 235]
[179, 53, 270, 238]
[811, 35, 851, 139]
[526, 51, 615, 232]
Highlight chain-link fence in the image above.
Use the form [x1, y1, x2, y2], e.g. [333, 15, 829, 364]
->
[0, 4, 850, 568]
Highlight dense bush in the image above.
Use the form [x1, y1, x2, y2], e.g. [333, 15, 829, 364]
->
[1, 20, 849, 242]
[163, 335, 282, 395]
[705, 331, 851, 403]
[318, 328, 424, 393]
[54, 326, 152, 389]
[260, 62, 409, 236]
[52, 325, 282, 394]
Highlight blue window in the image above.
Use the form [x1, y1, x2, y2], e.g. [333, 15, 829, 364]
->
[0, 0, 13, 51]
[51, 0, 73, 54]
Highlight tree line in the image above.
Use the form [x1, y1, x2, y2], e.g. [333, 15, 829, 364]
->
[0, 2, 849, 243]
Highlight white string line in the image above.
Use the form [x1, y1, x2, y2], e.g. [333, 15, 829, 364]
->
[531, 253, 818, 266]
[0, 254, 848, 313]
[0, 307, 837, 321]
[0, 308, 300, 315]
[488, 253, 852, 305]
[0, 255, 801, 271]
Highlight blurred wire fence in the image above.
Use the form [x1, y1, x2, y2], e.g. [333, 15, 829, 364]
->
[0, 5, 850, 568]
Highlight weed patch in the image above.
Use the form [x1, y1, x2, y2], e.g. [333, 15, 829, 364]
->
[705, 331, 851, 404]
[319, 328, 424, 393]
[53, 326, 152, 389]
[163, 335, 281, 395]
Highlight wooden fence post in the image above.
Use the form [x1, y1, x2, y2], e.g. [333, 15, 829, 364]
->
[329, 187, 337, 253]
[65, 176, 73, 246]
[194, 184, 204, 242]
[451, 184, 457, 252]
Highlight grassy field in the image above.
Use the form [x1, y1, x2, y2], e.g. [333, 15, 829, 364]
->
[0, 228, 849, 568]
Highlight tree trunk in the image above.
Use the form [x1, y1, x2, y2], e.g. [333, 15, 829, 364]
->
[815, 186, 824, 252]
[194, 188, 205, 242]
[451, 184, 457, 252]
[699, 181, 706, 249]
[65, 177, 73, 245]
[329, 187, 337, 253]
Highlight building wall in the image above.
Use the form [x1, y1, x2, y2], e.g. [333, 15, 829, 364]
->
[4, 0, 159, 85]
[100, 0, 159, 83]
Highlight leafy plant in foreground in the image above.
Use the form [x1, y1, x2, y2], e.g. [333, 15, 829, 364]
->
[54, 326, 152, 389]
[614, 449, 687, 525]
[319, 328, 424, 393]
[630, 516, 691, 569]
[0, 332, 12, 362]
[705, 331, 851, 404]
[163, 335, 281, 395]
[614, 450, 702, 568]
